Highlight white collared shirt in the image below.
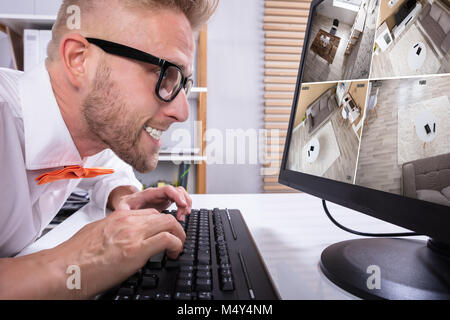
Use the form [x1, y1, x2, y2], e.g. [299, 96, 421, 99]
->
[0, 63, 143, 257]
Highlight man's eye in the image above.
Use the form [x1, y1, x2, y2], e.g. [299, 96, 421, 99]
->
[156, 70, 168, 80]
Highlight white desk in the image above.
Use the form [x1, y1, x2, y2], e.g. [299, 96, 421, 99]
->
[18, 193, 426, 300]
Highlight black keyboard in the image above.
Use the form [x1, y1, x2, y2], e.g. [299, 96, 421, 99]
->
[99, 208, 279, 300]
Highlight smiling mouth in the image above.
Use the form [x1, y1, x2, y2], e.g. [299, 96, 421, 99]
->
[144, 125, 164, 140]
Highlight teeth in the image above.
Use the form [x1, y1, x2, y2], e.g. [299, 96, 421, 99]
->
[145, 126, 163, 140]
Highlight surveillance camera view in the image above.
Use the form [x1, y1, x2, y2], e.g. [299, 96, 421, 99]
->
[286, 0, 450, 207]
[356, 76, 450, 205]
[286, 80, 368, 184]
[302, 0, 380, 83]
[371, 0, 450, 78]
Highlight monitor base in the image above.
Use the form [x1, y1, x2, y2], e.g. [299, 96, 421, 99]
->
[320, 238, 450, 299]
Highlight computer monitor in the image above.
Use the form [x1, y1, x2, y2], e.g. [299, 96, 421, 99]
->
[278, 0, 450, 299]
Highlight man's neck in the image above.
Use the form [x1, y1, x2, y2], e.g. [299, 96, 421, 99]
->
[46, 61, 107, 158]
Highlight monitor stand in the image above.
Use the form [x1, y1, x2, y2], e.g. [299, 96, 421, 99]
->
[320, 238, 450, 299]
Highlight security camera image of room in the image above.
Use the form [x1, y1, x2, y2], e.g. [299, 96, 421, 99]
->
[371, 0, 450, 78]
[287, 80, 368, 184]
[302, 0, 380, 83]
[355, 75, 450, 207]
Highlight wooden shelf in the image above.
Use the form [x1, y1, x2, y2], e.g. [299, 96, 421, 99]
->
[0, 14, 56, 33]
[158, 155, 207, 162]
[191, 87, 208, 93]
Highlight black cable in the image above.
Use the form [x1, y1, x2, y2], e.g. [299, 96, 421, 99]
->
[322, 200, 420, 237]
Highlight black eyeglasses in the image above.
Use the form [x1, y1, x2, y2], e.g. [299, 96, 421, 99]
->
[86, 37, 194, 103]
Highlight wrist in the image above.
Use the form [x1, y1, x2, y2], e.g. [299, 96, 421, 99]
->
[40, 246, 86, 299]
[107, 185, 139, 211]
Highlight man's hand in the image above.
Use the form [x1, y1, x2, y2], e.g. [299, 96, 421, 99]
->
[62, 208, 186, 298]
[110, 185, 192, 221]
[0, 208, 185, 299]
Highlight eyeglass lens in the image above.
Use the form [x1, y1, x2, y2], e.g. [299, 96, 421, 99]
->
[159, 66, 183, 101]
[158, 66, 194, 101]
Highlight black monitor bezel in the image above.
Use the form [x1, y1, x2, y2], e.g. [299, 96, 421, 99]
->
[278, 0, 450, 245]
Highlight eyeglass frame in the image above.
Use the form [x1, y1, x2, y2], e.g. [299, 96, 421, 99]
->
[85, 37, 194, 103]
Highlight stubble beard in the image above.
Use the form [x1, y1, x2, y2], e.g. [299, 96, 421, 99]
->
[81, 61, 159, 173]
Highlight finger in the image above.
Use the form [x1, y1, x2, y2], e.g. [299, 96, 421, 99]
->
[146, 186, 188, 210]
[178, 187, 192, 211]
[115, 202, 131, 211]
[142, 231, 183, 260]
[176, 187, 192, 221]
[141, 214, 186, 245]
[164, 185, 188, 208]
[113, 208, 161, 218]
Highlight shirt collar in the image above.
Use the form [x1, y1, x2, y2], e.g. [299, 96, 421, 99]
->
[19, 63, 83, 170]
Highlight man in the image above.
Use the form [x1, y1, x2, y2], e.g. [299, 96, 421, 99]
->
[0, 0, 218, 299]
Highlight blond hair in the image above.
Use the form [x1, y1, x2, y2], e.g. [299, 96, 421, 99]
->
[47, 0, 218, 61]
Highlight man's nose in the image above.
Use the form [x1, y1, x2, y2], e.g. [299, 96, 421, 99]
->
[164, 90, 190, 123]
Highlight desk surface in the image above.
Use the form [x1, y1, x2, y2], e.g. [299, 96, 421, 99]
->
[19, 193, 426, 300]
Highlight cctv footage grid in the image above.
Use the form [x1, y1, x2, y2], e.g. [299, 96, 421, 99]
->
[286, 0, 450, 207]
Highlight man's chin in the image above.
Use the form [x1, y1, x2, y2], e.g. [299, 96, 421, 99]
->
[133, 152, 159, 173]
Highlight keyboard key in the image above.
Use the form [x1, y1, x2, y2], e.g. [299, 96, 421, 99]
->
[220, 268, 232, 277]
[117, 286, 135, 296]
[196, 278, 212, 292]
[175, 292, 192, 300]
[219, 256, 230, 265]
[197, 292, 213, 300]
[221, 277, 234, 291]
[196, 270, 211, 279]
[124, 276, 139, 288]
[178, 272, 193, 280]
[220, 263, 232, 270]
[180, 266, 194, 272]
[141, 274, 158, 289]
[197, 254, 211, 265]
[179, 254, 195, 263]
[155, 293, 171, 300]
[147, 251, 165, 269]
[184, 243, 196, 249]
[197, 265, 211, 271]
[134, 294, 152, 300]
[166, 259, 194, 268]
[176, 279, 192, 292]
[198, 240, 210, 247]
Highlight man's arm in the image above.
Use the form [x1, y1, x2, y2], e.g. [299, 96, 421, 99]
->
[0, 247, 77, 299]
[0, 208, 185, 299]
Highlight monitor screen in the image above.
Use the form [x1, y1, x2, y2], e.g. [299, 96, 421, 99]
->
[283, 0, 450, 209]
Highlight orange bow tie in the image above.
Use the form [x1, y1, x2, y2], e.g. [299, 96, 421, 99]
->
[36, 165, 114, 185]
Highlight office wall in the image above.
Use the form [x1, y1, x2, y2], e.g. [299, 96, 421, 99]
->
[206, 0, 264, 194]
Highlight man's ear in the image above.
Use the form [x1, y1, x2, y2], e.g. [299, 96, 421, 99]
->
[59, 33, 92, 89]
